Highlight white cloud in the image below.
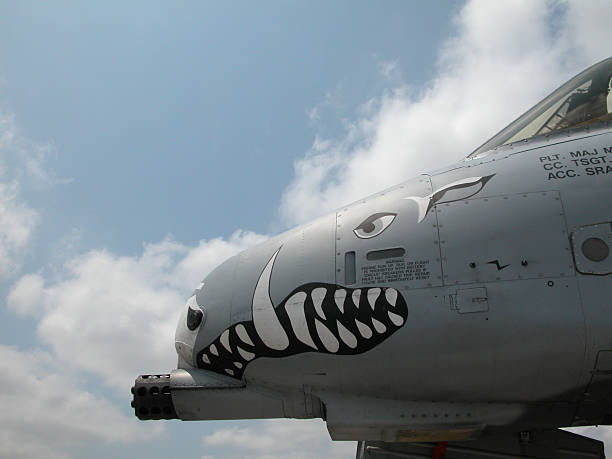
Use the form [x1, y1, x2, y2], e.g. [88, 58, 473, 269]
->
[307, 90, 342, 126]
[278, 0, 612, 227]
[174, 231, 268, 291]
[0, 111, 52, 277]
[378, 60, 400, 80]
[562, 0, 612, 65]
[0, 181, 39, 276]
[0, 345, 150, 459]
[9, 230, 266, 390]
[202, 419, 355, 459]
[0, 112, 51, 186]
[6, 272, 45, 315]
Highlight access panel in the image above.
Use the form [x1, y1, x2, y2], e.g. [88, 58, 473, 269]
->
[335, 176, 442, 289]
[437, 191, 574, 285]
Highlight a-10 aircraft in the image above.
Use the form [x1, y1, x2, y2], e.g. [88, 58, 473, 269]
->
[133, 57, 612, 458]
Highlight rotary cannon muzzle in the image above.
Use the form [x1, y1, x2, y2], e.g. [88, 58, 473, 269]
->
[131, 374, 178, 420]
[131, 368, 313, 421]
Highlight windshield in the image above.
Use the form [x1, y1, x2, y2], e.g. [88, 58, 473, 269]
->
[470, 57, 612, 157]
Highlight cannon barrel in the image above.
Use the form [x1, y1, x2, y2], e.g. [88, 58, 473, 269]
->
[131, 374, 178, 420]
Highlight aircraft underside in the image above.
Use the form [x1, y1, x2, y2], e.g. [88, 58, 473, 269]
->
[357, 430, 604, 459]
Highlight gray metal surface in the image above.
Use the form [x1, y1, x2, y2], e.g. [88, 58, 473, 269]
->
[169, 368, 311, 420]
[437, 192, 574, 284]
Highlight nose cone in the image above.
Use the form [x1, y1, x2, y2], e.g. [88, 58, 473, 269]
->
[175, 294, 206, 367]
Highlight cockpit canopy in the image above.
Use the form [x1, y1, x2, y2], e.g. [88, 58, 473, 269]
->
[470, 57, 612, 157]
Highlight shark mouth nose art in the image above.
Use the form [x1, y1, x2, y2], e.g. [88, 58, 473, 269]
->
[197, 248, 408, 379]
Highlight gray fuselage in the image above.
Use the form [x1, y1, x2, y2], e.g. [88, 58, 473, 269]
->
[172, 125, 612, 438]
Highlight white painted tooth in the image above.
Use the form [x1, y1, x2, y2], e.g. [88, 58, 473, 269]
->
[286, 291, 317, 349]
[385, 288, 398, 307]
[355, 320, 372, 339]
[225, 369, 234, 376]
[235, 324, 254, 346]
[367, 288, 381, 310]
[220, 329, 231, 352]
[234, 362, 243, 369]
[315, 319, 339, 353]
[372, 318, 386, 334]
[335, 289, 347, 313]
[237, 346, 255, 361]
[337, 321, 357, 348]
[202, 354, 210, 364]
[352, 289, 361, 308]
[388, 311, 404, 326]
[252, 248, 289, 351]
[311, 287, 327, 319]
[209, 344, 219, 356]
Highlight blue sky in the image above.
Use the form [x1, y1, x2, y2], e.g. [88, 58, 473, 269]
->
[0, 1, 458, 250]
[1, 1, 611, 458]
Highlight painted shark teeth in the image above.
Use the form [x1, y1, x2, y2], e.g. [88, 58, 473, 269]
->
[315, 318, 339, 353]
[286, 291, 317, 349]
[252, 249, 290, 351]
[199, 247, 409, 380]
[334, 289, 346, 313]
[385, 288, 397, 307]
[237, 346, 255, 361]
[372, 318, 387, 334]
[355, 319, 372, 339]
[235, 323, 254, 346]
[337, 320, 357, 348]
[367, 288, 380, 310]
[311, 287, 327, 319]
[352, 289, 361, 307]
[388, 310, 404, 326]
[220, 330, 231, 352]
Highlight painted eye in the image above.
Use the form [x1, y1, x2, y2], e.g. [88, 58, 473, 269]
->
[185, 295, 206, 331]
[353, 213, 397, 239]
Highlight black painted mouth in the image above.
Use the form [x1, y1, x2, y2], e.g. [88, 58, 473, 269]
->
[196, 282, 408, 379]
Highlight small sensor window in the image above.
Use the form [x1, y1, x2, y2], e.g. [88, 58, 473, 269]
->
[345, 251, 356, 285]
[366, 247, 405, 261]
[582, 237, 609, 262]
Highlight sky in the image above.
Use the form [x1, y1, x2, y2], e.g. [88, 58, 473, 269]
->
[1, 1, 611, 458]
